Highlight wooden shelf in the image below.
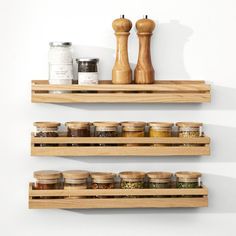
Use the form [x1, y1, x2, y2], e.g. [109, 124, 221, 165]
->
[31, 135, 210, 157]
[29, 183, 208, 209]
[31, 80, 211, 103]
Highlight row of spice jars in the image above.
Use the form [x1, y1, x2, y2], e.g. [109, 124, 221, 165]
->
[33, 170, 202, 191]
[34, 121, 203, 140]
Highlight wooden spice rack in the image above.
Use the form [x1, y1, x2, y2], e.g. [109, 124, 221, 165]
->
[28, 183, 208, 209]
[31, 80, 211, 103]
[31, 134, 210, 156]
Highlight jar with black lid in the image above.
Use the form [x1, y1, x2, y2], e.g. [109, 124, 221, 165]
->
[76, 58, 99, 85]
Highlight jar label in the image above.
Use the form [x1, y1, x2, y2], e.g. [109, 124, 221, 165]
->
[78, 72, 98, 85]
[49, 64, 73, 81]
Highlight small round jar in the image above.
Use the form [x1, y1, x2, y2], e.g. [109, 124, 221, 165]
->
[91, 172, 115, 189]
[76, 58, 99, 85]
[147, 172, 172, 189]
[66, 122, 90, 146]
[33, 170, 62, 190]
[149, 122, 173, 146]
[93, 122, 119, 146]
[176, 122, 203, 146]
[121, 122, 146, 146]
[175, 171, 201, 189]
[34, 122, 60, 147]
[119, 171, 145, 189]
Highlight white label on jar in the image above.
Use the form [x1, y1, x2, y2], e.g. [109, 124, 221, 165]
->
[78, 72, 98, 85]
[49, 64, 73, 81]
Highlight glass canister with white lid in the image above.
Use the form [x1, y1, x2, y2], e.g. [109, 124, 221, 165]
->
[48, 42, 73, 93]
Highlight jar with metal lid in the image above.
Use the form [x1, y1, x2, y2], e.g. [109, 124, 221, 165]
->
[119, 171, 145, 189]
[176, 122, 203, 146]
[66, 122, 90, 146]
[33, 170, 62, 191]
[63, 170, 89, 199]
[121, 122, 146, 146]
[48, 42, 73, 93]
[149, 122, 173, 146]
[76, 58, 99, 85]
[147, 172, 172, 189]
[34, 122, 60, 147]
[175, 171, 201, 189]
[93, 122, 119, 146]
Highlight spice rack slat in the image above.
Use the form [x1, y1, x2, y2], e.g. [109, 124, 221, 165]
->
[31, 135, 210, 157]
[29, 183, 208, 209]
[31, 80, 211, 103]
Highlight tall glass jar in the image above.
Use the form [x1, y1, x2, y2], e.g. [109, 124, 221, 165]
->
[76, 58, 99, 85]
[93, 122, 119, 146]
[48, 42, 73, 93]
[148, 122, 173, 146]
[66, 122, 90, 146]
[176, 122, 203, 146]
[34, 122, 60, 147]
[147, 172, 172, 189]
[175, 171, 202, 189]
[121, 122, 146, 146]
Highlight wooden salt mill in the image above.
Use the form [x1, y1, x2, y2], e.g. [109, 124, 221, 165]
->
[112, 15, 132, 84]
[134, 15, 155, 84]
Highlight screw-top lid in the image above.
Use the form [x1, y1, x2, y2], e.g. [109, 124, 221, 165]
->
[119, 171, 146, 179]
[34, 170, 62, 180]
[175, 171, 202, 179]
[33, 122, 60, 128]
[147, 171, 172, 179]
[49, 42, 72, 47]
[176, 122, 203, 128]
[112, 15, 132, 33]
[62, 170, 89, 179]
[149, 122, 174, 128]
[136, 15, 155, 34]
[75, 58, 99, 63]
[65, 122, 90, 129]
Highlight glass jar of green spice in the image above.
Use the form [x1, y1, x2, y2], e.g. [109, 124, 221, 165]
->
[147, 172, 172, 189]
[119, 171, 145, 189]
[175, 171, 201, 189]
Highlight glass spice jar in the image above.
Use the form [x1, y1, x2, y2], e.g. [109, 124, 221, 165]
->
[176, 122, 203, 146]
[119, 171, 145, 189]
[90, 172, 115, 189]
[147, 172, 172, 189]
[63, 170, 89, 199]
[66, 122, 90, 146]
[34, 122, 60, 147]
[76, 58, 99, 85]
[175, 171, 201, 189]
[121, 122, 146, 146]
[148, 122, 173, 146]
[93, 122, 119, 146]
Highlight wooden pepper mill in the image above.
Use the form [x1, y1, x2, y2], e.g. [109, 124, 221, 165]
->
[112, 15, 132, 84]
[134, 15, 155, 84]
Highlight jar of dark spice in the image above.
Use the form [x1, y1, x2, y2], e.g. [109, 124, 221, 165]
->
[93, 122, 119, 146]
[34, 122, 60, 147]
[66, 122, 90, 146]
[147, 172, 172, 189]
[76, 58, 99, 85]
[121, 122, 146, 146]
[175, 171, 201, 189]
[119, 171, 145, 189]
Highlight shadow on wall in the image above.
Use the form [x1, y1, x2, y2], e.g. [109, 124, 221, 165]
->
[65, 174, 236, 215]
[59, 124, 236, 164]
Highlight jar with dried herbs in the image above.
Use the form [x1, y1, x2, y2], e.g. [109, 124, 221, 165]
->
[121, 122, 146, 146]
[91, 172, 115, 189]
[34, 122, 60, 147]
[175, 171, 201, 189]
[148, 122, 173, 146]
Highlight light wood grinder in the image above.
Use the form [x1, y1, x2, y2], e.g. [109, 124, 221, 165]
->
[112, 15, 132, 84]
[135, 15, 155, 84]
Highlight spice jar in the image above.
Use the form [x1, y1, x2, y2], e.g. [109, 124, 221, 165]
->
[175, 171, 201, 189]
[48, 42, 73, 93]
[34, 122, 60, 147]
[91, 172, 115, 190]
[93, 122, 119, 146]
[76, 58, 99, 85]
[176, 122, 203, 146]
[147, 172, 172, 189]
[121, 122, 146, 146]
[66, 122, 90, 146]
[149, 122, 173, 146]
[119, 171, 145, 189]
[63, 170, 89, 199]
[33, 170, 62, 190]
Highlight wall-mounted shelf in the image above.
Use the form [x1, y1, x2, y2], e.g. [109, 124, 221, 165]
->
[31, 135, 210, 156]
[31, 80, 211, 103]
[29, 183, 208, 209]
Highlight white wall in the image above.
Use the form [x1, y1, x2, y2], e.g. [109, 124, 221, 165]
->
[1, 0, 236, 235]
